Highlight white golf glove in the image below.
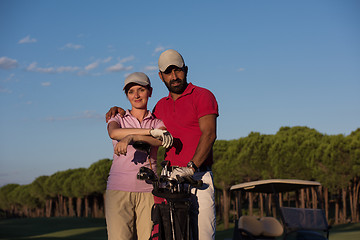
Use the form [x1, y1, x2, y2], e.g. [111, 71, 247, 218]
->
[150, 129, 173, 148]
[169, 167, 195, 180]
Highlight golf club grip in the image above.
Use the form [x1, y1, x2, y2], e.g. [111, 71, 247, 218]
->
[184, 176, 203, 188]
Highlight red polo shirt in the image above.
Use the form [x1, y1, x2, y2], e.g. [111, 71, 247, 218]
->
[153, 83, 219, 167]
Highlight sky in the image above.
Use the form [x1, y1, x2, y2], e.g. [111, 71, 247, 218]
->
[0, 0, 359, 187]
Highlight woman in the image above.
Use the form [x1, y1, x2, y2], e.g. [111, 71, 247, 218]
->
[106, 72, 172, 240]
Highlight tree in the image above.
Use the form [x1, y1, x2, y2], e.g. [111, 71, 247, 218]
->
[85, 159, 112, 217]
[62, 168, 88, 217]
[269, 126, 322, 180]
[238, 132, 274, 180]
[347, 129, 360, 222]
[8, 184, 40, 217]
[318, 134, 353, 224]
[29, 175, 49, 217]
[44, 169, 78, 217]
[0, 184, 20, 217]
[237, 132, 275, 217]
[213, 139, 247, 229]
[62, 168, 87, 217]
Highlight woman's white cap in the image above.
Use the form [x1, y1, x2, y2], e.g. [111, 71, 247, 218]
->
[158, 49, 185, 72]
[123, 72, 151, 90]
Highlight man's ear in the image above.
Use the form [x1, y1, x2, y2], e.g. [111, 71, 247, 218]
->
[158, 71, 164, 83]
[184, 66, 188, 76]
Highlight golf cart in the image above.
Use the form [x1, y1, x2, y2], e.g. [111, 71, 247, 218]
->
[230, 179, 330, 240]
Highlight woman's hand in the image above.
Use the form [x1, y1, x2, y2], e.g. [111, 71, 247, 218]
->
[149, 129, 173, 148]
[114, 135, 133, 156]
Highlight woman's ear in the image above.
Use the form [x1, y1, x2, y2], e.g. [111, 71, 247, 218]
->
[149, 87, 153, 97]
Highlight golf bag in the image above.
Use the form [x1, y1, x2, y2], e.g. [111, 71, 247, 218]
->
[137, 160, 203, 240]
[150, 199, 190, 240]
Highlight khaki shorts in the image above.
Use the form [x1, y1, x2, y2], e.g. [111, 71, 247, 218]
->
[105, 190, 154, 240]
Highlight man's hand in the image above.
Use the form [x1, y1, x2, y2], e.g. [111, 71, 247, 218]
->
[169, 167, 195, 180]
[106, 106, 126, 123]
[150, 129, 173, 148]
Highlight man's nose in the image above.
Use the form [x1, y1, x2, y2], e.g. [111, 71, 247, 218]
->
[170, 69, 177, 79]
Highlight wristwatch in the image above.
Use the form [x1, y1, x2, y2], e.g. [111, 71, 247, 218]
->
[187, 161, 198, 172]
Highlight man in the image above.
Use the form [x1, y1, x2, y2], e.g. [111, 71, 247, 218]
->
[106, 49, 219, 240]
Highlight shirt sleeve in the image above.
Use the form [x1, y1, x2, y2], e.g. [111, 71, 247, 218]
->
[195, 89, 219, 119]
[107, 114, 122, 128]
[154, 119, 166, 129]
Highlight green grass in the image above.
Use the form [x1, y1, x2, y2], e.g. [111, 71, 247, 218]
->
[0, 218, 107, 240]
[0, 218, 359, 240]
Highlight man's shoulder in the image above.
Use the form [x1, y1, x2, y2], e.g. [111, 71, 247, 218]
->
[191, 83, 215, 95]
[157, 96, 169, 102]
[153, 97, 168, 116]
[155, 96, 169, 108]
[191, 84, 217, 102]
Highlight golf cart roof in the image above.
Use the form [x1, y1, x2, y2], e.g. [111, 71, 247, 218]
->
[230, 179, 321, 193]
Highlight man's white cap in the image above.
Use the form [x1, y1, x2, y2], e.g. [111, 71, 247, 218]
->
[158, 49, 185, 72]
[123, 72, 151, 90]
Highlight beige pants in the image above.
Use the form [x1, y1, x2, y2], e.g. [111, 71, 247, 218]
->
[105, 190, 154, 240]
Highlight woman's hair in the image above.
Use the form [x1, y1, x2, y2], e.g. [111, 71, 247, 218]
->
[124, 83, 151, 95]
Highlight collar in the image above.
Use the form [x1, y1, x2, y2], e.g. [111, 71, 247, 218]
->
[166, 82, 195, 100]
[124, 109, 154, 120]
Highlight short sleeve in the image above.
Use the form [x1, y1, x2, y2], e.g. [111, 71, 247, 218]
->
[195, 89, 219, 119]
[107, 114, 122, 128]
[154, 118, 166, 129]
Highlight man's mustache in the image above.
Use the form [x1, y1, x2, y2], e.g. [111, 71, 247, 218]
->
[170, 79, 182, 85]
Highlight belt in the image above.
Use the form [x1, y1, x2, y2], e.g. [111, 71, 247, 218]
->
[197, 165, 212, 172]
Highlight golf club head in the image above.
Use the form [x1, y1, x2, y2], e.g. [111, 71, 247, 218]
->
[137, 166, 158, 182]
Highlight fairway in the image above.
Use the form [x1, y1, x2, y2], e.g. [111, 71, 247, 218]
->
[0, 218, 359, 240]
[0, 218, 107, 240]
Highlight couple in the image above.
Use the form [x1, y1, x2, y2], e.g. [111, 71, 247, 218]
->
[105, 49, 219, 240]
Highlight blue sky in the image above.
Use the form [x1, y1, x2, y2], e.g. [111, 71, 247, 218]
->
[0, 0, 359, 186]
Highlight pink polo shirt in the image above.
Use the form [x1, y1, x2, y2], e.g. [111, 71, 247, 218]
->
[107, 110, 165, 192]
[153, 83, 219, 167]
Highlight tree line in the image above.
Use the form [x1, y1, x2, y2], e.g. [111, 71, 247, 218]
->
[1, 126, 359, 229]
[0, 159, 112, 219]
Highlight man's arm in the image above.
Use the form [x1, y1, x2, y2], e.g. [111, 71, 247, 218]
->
[169, 114, 217, 179]
[190, 114, 217, 169]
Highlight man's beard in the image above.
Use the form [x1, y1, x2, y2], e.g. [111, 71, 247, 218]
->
[164, 78, 188, 94]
